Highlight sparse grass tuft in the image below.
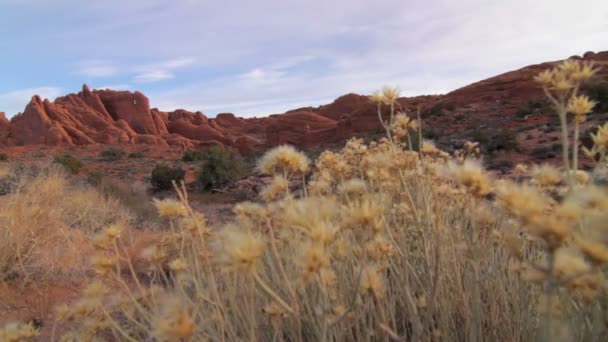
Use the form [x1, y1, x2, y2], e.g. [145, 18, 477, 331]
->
[100, 147, 125, 161]
[53, 154, 83, 174]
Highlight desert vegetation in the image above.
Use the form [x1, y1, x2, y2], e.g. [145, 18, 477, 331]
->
[150, 163, 186, 192]
[52, 154, 83, 174]
[195, 146, 245, 191]
[100, 147, 126, 162]
[1, 59, 608, 342]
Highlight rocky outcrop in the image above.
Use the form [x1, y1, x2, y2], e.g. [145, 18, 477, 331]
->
[1, 50, 606, 157]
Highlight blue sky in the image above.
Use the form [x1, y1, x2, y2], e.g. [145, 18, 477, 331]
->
[1, 0, 607, 118]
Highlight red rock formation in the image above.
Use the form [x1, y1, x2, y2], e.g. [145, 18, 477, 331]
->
[0, 50, 606, 159]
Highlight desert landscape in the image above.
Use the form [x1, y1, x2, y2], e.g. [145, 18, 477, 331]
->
[2, 1, 608, 341]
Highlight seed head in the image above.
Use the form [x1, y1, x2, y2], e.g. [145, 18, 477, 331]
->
[591, 122, 608, 152]
[215, 225, 264, 274]
[534, 69, 554, 85]
[169, 258, 188, 272]
[261, 175, 290, 202]
[553, 247, 590, 279]
[442, 159, 492, 197]
[337, 178, 367, 196]
[298, 242, 330, 283]
[257, 145, 310, 175]
[360, 265, 386, 299]
[382, 86, 400, 104]
[568, 95, 595, 118]
[154, 198, 189, 218]
[531, 164, 562, 187]
[152, 297, 195, 341]
[0, 321, 39, 342]
[91, 255, 118, 275]
[571, 62, 598, 81]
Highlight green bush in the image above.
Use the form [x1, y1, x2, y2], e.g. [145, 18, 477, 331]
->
[151, 163, 185, 192]
[100, 147, 125, 161]
[0, 153, 7, 162]
[182, 148, 206, 162]
[128, 151, 145, 159]
[53, 154, 83, 174]
[196, 146, 245, 191]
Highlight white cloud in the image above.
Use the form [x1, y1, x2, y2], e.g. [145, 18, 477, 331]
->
[132, 57, 196, 83]
[0, 86, 63, 117]
[133, 70, 174, 83]
[92, 84, 131, 90]
[77, 60, 118, 77]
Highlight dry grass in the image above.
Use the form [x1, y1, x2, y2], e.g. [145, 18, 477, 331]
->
[0, 165, 132, 282]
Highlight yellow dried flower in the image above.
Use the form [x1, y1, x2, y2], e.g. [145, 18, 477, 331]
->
[179, 212, 207, 234]
[370, 91, 386, 104]
[360, 265, 385, 299]
[104, 223, 123, 240]
[571, 62, 598, 81]
[531, 164, 562, 187]
[319, 267, 337, 287]
[553, 247, 590, 279]
[365, 235, 395, 260]
[0, 321, 39, 342]
[261, 175, 289, 202]
[573, 170, 591, 185]
[233, 201, 267, 223]
[514, 163, 528, 174]
[495, 181, 548, 220]
[215, 225, 264, 274]
[568, 95, 595, 118]
[382, 86, 400, 103]
[591, 122, 608, 152]
[337, 178, 367, 196]
[574, 235, 608, 265]
[342, 197, 384, 233]
[308, 178, 332, 196]
[298, 242, 330, 282]
[442, 159, 492, 197]
[141, 245, 168, 265]
[82, 281, 108, 299]
[257, 145, 310, 175]
[169, 258, 188, 272]
[152, 298, 195, 341]
[553, 78, 573, 93]
[534, 69, 554, 85]
[558, 59, 580, 75]
[91, 255, 118, 275]
[153, 198, 189, 217]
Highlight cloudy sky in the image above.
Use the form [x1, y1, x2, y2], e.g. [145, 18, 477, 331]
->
[0, 0, 607, 118]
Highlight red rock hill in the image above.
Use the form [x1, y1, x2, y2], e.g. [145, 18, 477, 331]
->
[1, 51, 606, 157]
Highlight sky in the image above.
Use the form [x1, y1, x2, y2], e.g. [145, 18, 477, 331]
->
[0, 0, 607, 119]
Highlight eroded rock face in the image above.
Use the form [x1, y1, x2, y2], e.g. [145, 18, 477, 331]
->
[1, 50, 606, 156]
